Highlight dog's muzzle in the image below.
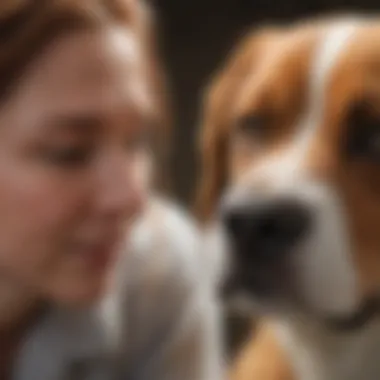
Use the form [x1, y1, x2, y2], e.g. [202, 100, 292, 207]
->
[220, 196, 312, 297]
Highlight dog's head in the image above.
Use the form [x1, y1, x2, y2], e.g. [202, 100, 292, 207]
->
[197, 16, 380, 327]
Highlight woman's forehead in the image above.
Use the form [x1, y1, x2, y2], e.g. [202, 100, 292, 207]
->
[5, 26, 153, 125]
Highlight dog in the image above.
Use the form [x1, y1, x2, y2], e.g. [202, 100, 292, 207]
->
[197, 14, 380, 380]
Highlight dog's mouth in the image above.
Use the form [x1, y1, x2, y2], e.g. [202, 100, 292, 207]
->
[220, 256, 297, 309]
[324, 296, 380, 332]
[222, 263, 380, 332]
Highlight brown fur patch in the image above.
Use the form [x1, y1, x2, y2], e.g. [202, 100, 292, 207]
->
[229, 323, 294, 380]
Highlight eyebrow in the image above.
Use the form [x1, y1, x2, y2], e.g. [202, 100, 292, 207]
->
[45, 113, 105, 133]
[42, 105, 159, 139]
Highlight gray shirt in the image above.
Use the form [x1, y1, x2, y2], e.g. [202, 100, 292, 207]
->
[12, 196, 224, 380]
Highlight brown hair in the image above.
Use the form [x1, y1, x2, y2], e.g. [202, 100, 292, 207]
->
[0, 0, 171, 190]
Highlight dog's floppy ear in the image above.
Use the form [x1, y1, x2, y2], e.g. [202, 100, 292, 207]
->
[195, 28, 278, 222]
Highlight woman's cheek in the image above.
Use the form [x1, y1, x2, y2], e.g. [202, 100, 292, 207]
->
[133, 152, 153, 193]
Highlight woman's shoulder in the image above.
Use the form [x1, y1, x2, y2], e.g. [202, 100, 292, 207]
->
[101, 195, 224, 378]
[101, 196, 216, 361]
[126, 195, 206, 290]
[102, 195, 211, 331]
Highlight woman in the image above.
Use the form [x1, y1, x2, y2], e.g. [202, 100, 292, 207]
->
[0, 1, 223, 379]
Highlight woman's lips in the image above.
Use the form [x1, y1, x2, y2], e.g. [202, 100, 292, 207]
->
[76, 237, 123, 270]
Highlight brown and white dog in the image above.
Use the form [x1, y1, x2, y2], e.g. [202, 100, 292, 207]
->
[197, 15, 380, 380]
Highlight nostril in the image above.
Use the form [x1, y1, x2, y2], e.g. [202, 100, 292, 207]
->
[223, 209, 264, 250]
[273, 202, 312, 244]
[223, 210, 249, 239]
[258, 216, 279, 239]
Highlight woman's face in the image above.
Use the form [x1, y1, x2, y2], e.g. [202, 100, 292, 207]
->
[0, 27, 153, 306]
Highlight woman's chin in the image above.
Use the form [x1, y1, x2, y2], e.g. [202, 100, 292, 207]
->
[46, 274, 111, 308]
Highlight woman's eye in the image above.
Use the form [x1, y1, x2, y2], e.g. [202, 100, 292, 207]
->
[43, 146, 93, 167]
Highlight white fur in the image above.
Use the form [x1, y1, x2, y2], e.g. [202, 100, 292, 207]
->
[202, 222, 231, 289]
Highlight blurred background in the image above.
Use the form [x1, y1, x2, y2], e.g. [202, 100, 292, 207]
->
[145, 0, 380, 358]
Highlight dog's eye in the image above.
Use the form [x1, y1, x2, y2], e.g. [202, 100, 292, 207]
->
[345, 104, 380, 163]
[235, 115, 268, 141]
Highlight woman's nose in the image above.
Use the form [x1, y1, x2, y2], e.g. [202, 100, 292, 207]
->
[95, 151, 149, 220]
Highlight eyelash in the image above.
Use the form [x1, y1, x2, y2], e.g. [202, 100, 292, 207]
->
[44, 133, 151, 169]
[44, 145, 93, 168]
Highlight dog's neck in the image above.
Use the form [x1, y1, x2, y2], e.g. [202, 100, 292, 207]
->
[274, 316, 380, 380]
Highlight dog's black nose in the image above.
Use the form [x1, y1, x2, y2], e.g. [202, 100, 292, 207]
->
[223, 198, 312, 260]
